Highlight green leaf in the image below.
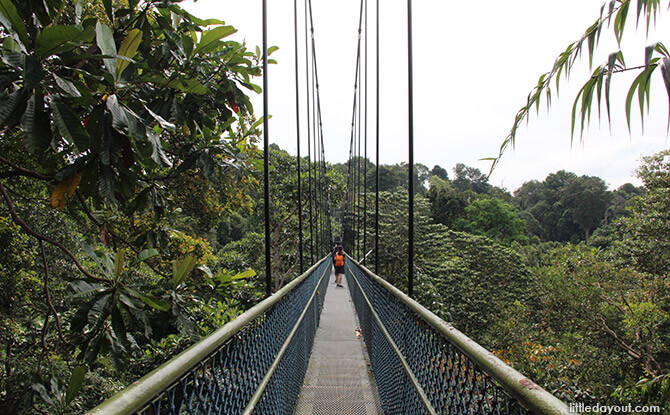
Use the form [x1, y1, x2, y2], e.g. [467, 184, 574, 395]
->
[51, 99, 91, 151]
[148, 131, 172, 167]
[0, 88, 27, 127]
[106, 94, 129, 134]
[128, 289, 170, 311]
[53, 74, 82, 98]
[113, 249, 124, 279]
[146, 75, 209, 94]
[102, 0, 113, 23]
[0, 0, 28, 46]
[129, 248, 160, 267]
[65, 366, 86, 405]
[116, 29, 142, 80]
[69, 281, 106, 299]
[36, 25, 84, 58]
[172, 256, 196, 287]
[625, 71, 644, 132]
[24, 55, 44, 89]
[660, 58, 670, 131]
[145, 106, 176, 130]
[193, 25, 236, 56]
[231, 269, 256, 280]
[21, 94, 52, 153]
[96, 22, 116, 76]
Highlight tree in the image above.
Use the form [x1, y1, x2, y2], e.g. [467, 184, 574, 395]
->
[453, 197, 529, 245]
[430, 164, 449, 181]
[452, 163, 490, 194]
[426, 176, 467, 227]
[492, 0, 670, 171]
[0, 0, 269, 411]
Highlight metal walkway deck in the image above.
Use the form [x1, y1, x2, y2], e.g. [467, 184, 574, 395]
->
[294, 268, 383, 415]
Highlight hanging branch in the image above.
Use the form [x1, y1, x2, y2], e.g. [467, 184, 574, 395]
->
[39, 241, 71, 346]
[0, 181, 104, 282]
[490, 0, 670, 173]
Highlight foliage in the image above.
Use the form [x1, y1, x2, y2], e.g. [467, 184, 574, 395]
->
[492, 0, 670, 171]
[453, 197, 529, 245]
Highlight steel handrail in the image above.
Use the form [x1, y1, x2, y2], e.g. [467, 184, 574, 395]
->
[88, 256, 329, 415]
[345, 260, 437, 414]
[347, 255, 573, 415]
[241, 261, 330, 414]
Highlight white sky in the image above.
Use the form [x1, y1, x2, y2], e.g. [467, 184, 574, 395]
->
[182, 0, 670, 192]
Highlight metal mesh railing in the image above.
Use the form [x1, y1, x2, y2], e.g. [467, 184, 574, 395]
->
[90, 257, 331, 415]
[345, 257, 571, 415]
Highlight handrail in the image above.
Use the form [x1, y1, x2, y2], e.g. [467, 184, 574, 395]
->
[345, 261, 437, 414]
[346, 255, 573, 415]
[88, 256, 329, 415]
[241, 262, 330, 414]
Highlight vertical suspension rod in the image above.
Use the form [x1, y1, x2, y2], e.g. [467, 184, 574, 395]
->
[303, 0, 314, 264]
[374, 0, 380, 273]
[407, 0, 415, 298]
[262, 0, 272, 296]
[293, 0, 304, 273]
[363, 0, 368, 263]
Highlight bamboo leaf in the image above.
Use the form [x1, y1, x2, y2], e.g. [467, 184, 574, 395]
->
[645, 43, 657, 70]
[625, 72, 644, 132]
[96, 22, 116, 76]
[660, 57, 670, 131]
[116, 29, 142, 80]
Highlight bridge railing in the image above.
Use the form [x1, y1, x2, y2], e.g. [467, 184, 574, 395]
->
[89, 256, 331, 415]
[345, 256, 572, 415]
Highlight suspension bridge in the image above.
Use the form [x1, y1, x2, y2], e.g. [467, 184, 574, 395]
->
[89, 0, 574, 413]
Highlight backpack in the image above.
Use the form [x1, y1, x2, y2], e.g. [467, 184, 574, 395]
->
[334, 252, 344, 267]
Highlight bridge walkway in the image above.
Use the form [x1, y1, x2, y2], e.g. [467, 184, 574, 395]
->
[294, 267, 383, 415]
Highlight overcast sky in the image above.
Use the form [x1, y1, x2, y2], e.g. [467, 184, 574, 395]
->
[181, 0, 670, 192]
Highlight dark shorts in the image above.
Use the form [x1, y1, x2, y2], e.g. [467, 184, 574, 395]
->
[334, 266, 345, 274]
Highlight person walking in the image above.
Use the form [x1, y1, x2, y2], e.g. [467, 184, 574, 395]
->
[332, 245, 345, 287]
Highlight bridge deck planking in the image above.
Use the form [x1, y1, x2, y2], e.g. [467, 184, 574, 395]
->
[294, 267, 383, 415]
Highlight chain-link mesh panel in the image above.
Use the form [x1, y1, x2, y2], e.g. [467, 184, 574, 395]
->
[346, 261, 531, 415]
[132, 259, 331, 415]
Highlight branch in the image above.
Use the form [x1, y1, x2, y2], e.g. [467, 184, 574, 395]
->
[76, 192, 170, 279]
[599, 316, 642, 359]
[0, 156, 53, 181]
[39, 241, 71, 346]
[0, 180, 104, 282]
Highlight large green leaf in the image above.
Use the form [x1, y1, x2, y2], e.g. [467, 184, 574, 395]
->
[116, 29, 142, 80]
[53, 74, 82, 98]
[21, 94, 52, 153]
[51, 100, 91, 151]
[96, 22, 116, 76]
[193, 25, 236, 56]
[65, 366, 86, 406]
[0, 0, 28, 46]
[113, 249, 125, 279]
[23, 55, 44, 90]
[127, 288, 170, 311]
[129, 248, 160, 267]
[0, 88, 28, 128]
[36, 25, 84, 58]
[172, 256, 196, 287]
[106, 94, 129, 134]
[148, 131, 172, 167]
